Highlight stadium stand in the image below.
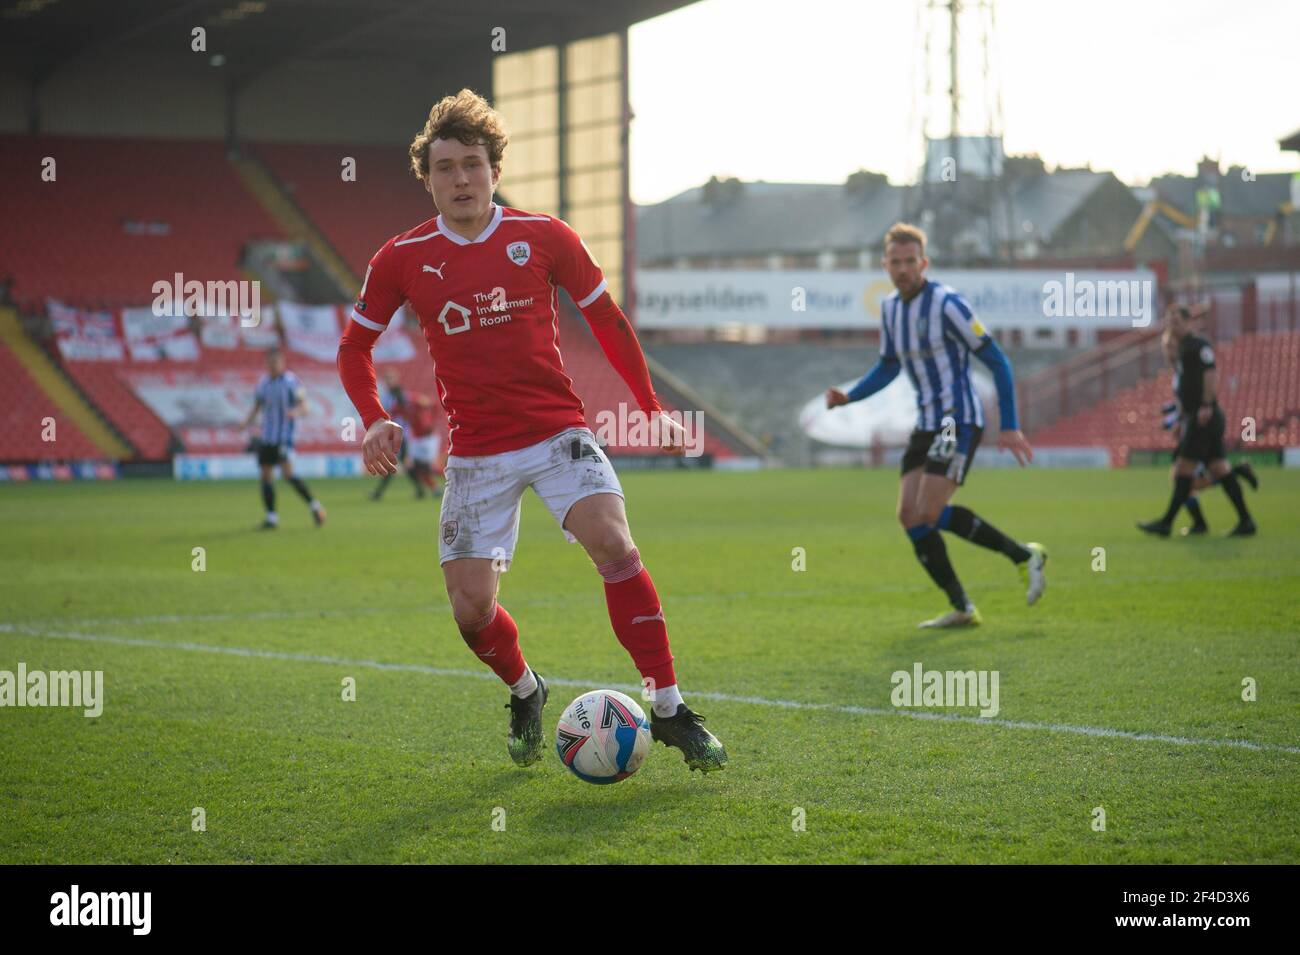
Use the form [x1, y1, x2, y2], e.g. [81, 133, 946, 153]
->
[0, 134, 284, 310]
[1031, 329, 1300, 463]
[645, 341, 1074, 462]
[46, 314, 436, 462]
[57, 361, 175, 461]
[556, 310, 739, 460]
[0, 338, 103, 462]
[250, 142, 429, 282]
[0, 308, 130, 459]
[0, 130, 759, 464]
[9, 299, 747, 463]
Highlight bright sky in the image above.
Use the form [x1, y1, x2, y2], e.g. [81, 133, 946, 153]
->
[628, 0, 1300, 204]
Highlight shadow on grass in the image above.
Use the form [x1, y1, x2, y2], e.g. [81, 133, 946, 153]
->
[314, 762, 707, 863]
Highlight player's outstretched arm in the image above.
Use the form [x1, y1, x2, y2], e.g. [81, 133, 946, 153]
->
[827, 357, 901, 409]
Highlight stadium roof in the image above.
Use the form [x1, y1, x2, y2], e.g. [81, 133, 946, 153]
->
[2, 0, 696, 82]
[635, 179, 905, 260]
[1008, 170, 1108, 241]
[1151, 168, 1294, 218]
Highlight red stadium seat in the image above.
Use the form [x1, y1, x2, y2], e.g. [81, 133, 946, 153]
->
[0, 343, 103, 460]
[60, 361, 174, 460]
[0, 134, 284, 308]
[251, 142, 430, 279]
[2, 134, 738, 461]
[1030, 331, 1300, 463]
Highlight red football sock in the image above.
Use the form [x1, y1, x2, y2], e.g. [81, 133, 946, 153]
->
[598, 549, 676, 691]
[458, 601, 527, 686]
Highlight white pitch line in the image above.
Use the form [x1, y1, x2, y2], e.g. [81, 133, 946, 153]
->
[9, 587, 848, 631]
[3, 622, 1299, 757]
[17, 566, 1298, 633]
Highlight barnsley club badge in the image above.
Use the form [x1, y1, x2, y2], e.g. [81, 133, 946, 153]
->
[442, 520, 458, 545]
[507, 241, 531, 266]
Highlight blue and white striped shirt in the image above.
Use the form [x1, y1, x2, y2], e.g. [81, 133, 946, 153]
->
[255, 371, 302, 447]
[880, 280, 991, 431]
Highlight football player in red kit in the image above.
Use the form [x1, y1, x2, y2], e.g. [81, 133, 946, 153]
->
[336, 89, 725, 773]
[391, 390, 445, 497]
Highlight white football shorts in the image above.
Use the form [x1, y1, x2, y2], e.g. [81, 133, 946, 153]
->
[410, 433, 441, 465]
[437, 427, 623, 566]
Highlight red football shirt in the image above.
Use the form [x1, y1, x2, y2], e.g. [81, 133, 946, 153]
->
[341, 203, 659, 456]
[392, 394, 439, 439]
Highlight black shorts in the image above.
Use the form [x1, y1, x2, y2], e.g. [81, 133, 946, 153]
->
[901, 425, 983, 485]
[256, 442, 290, 467]
[1175, 407, 1226, 464]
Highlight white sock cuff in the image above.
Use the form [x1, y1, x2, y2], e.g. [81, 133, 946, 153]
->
[652, 682, 684, 717]
[509, 667, 538, 699]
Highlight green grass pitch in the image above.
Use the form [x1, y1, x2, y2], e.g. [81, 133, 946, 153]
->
[1, 467, 1297, 863]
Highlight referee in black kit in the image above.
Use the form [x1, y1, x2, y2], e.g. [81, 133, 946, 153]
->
[1139, 304, 1257, 538]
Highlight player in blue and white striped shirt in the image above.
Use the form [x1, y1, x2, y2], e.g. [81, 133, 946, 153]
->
[242, 348, 326, 529]
[826, 223, 1046, 628]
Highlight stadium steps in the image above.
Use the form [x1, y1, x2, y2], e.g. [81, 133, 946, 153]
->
[228, 151, 361, 298]
[0, 343, 102, 462]
[33, 334, 139, 456]
[249, 142, 429, 279]
[643, 352, 773, 461]
[0, 308, 132, 459]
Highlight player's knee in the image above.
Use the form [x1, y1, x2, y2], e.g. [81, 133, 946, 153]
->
[586, 525, 634, 567]
[916, 502, 945, 527]
[448, 587, 496, 630]
[897, 505, 919, 528]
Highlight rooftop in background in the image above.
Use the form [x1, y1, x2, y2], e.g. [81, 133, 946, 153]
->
[637, 133, 1300, 270]
[636, 178, 905, 262]
[1150, 167, 1294, 220]
[635, 158, 1161, 267]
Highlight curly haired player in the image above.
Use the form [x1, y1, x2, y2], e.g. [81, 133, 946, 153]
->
[336, 89, 725, 772]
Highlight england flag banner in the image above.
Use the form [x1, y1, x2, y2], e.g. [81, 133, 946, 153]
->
[121, 307, 199, 361]
[48, 300, 125, 361]
[280, 302, 341, 363]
